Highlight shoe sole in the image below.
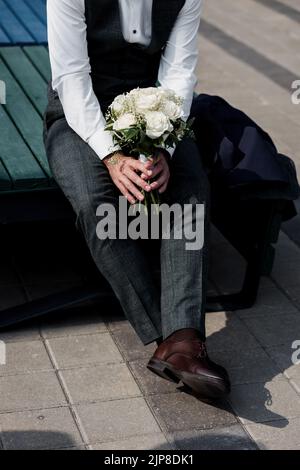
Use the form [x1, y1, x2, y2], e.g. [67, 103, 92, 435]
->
[147, 358, 230, 400]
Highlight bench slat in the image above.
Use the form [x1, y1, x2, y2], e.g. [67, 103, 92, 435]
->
[0, 106, 48, 189]
[0, 47, 48, 116]
[0, 158, 12, 190]
[24, 0, 47, 26]
[23, 45, 51, 82]
[0, 0, 35, 44]
[0, 25, 10, 45]
[5, 0, 47, 44]
[0, 56, 51, 178]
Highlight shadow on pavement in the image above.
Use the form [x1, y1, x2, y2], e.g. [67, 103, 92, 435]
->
[0, 431, 80, 450]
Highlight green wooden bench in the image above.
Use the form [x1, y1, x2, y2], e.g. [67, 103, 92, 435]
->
[0, 0, 47, 46]
[0, 46, 73, 223]
[0, 46, 50, 189]
[0, 46, 292, 327]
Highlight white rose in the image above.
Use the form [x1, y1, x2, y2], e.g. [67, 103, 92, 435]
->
[144, 111, 173, 139]
[136, 87, 158, 95]
[111, 95, 128, 116]
[155, 87, 169, 99]
[134, 88, 162, 113]
[113, 113, 136, 131]
[161, 100, 182, 120]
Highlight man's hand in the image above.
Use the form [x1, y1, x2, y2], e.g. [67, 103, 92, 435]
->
[141, 150, 170, 194]
[103, 152, 153, 204]
[103, 150, 170, 204]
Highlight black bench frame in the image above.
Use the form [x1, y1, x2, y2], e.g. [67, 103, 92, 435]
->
[0, 184, 287, 328]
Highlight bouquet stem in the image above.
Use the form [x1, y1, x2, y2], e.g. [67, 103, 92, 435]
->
[138, 154, 160, 214]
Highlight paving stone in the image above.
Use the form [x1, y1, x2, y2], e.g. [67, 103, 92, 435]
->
[92, 433, 173, 450]
[0, 371, 66, 412]
[40, 307, 108, 338]
[0, 340, 52, 376]
[0, 407, 82, 450]
[246, 417, 300, 450]
[229, 376, 300, 425]
[273, 283, 300, 313]
[198, 33, 300, 142]
[46, 333, 123, 368]
[250, 103, 300, 154]
[111, 323, 156, 361]
[243, 313, 300, 348]
[60, 363, 141, 404]
[267, 343, 300, 393]
[75, 397, 161, 444]
[129, 358, 179, 395]
[205, 0, 300, 75]
[210, 346, 280, 385]
[171, 424, 257, 450]
[201, 29, 295, 108]
[148, 393, 237, 432]
[236, 277, 298, 318]
[271, 233, 300, 308]
[206, 311, 260, 352]
[282, 198, 300, 248]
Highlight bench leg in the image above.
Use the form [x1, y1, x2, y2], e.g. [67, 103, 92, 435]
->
[206, 256, 261, 312]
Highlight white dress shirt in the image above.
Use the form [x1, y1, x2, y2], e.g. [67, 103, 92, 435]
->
[47, 0, 202, 160]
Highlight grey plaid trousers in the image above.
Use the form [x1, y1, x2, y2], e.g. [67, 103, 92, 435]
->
[44, 97, 210, 345]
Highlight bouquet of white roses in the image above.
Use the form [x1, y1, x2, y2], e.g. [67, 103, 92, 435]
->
[105, 86, 194, 211]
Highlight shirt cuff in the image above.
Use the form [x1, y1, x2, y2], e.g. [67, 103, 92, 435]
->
[87, 128, 121, 160]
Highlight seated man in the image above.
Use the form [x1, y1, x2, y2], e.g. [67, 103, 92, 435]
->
[44, 0, 230, 399]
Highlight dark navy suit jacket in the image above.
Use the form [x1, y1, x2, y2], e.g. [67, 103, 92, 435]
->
[190, 94, 299, 220]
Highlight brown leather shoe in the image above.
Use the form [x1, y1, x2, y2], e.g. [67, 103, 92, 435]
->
[147, 336, 230, 399]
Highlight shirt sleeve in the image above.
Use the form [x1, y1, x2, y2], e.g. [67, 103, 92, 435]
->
[157, 0, 203, 157]
[47, 0, 120, 160]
